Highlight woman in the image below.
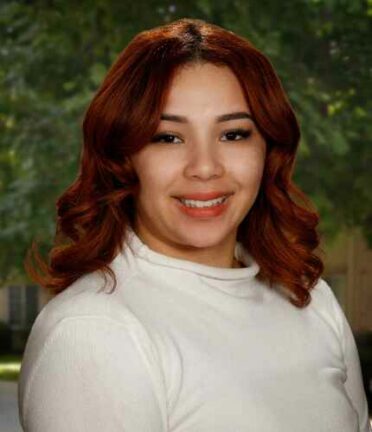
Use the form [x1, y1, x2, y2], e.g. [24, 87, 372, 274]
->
[18, 18, 370, 431]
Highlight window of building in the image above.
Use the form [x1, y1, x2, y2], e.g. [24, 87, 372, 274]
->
[8, 284, 39, 329]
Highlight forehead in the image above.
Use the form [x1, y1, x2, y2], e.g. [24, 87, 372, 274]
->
[163, 63, 249, 112]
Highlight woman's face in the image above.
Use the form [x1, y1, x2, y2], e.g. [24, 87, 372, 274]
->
[129, 62, 267, 267]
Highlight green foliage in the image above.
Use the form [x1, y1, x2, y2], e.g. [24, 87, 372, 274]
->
[0, 352, 22, 381]
[0, 0, 371, 284]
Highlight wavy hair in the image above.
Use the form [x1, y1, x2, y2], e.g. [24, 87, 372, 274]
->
[25, 18, 324, 308]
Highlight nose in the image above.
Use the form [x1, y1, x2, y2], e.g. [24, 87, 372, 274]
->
[184, 143, 225, 180]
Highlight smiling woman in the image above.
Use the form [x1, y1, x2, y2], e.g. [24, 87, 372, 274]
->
[19, 18, 371, 432]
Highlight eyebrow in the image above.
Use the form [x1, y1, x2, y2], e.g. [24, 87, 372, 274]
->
[160, 111, 254, 123]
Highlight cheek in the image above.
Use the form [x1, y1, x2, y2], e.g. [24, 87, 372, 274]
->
[232, 150, 266, 188]
[135, 156, 179, 196]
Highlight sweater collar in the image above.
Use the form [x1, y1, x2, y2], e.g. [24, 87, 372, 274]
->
[124, 225, 260, 284]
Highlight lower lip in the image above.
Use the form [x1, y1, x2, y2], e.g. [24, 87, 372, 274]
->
[174, 195, 232, 218]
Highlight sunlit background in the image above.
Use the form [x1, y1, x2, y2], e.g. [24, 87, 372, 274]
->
[0, 0, 371, 430]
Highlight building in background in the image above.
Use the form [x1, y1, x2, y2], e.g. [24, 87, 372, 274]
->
[0, 284, 50, 352]
[323, 227, 372, 332]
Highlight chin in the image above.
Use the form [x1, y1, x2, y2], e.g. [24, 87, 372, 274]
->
[175, 227, 234, 246]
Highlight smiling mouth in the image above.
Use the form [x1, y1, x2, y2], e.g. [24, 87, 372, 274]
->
[173, 194, 233, 211]
[173, 192, 234, 201]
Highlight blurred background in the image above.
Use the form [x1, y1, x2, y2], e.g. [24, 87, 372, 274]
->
[0, 0, 371, 429]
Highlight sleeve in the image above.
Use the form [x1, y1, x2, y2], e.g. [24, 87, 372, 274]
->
[18, 315, 168, 432]
[324, 281, 371, 432]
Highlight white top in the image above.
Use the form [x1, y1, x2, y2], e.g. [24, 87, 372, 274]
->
[18, 226, 371, 431]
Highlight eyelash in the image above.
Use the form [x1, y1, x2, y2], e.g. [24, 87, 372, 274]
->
[150, 128, 253, 144]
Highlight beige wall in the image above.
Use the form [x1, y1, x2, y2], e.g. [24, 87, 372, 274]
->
[322, 227, 372, 332]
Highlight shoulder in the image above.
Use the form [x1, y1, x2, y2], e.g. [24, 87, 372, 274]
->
[33, 269, 141, 334]
[307, 277, 346, 340]
[274, 276, 339, 314]
[275, 277, 344, 335]
[19, 269, 164, 402]
[21, 269, 154, 377]
[310, 277, 338, 307]
[18, 271, 168, 430]
[310, 277, 342, 315]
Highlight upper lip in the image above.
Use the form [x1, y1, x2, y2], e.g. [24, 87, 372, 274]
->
[174, 191, 234, 201]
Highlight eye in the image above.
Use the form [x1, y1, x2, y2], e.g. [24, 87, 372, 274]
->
[221, 129, 252, 141]
[150, 133, 182, 144]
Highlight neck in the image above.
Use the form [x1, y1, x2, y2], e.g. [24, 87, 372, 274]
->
[132, 220, 241, 269]
[232, 258, 244, 268]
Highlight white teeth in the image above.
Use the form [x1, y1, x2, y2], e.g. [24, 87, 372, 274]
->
[179, 195, 228, 208]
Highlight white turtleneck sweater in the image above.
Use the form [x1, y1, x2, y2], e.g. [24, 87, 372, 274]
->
[18, 226, 371, 431]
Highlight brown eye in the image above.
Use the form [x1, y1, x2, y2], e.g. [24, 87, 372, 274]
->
[222, 129, 252, 141]
[151, 133, 182, 144]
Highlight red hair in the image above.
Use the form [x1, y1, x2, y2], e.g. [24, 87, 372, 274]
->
[25, 18, 324, 308]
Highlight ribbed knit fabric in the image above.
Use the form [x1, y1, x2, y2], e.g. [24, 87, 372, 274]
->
[18, 226, 371, 431]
